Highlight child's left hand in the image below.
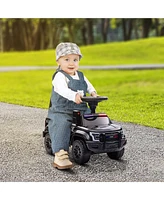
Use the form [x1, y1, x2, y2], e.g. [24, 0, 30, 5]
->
[91, 91, 98, 97]
[75, 93, 83, 104]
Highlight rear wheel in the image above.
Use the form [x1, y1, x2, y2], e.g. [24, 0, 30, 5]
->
[107, 148, 124, 160]
[44, 133, 53, 155]
[72, 140, 91, 165]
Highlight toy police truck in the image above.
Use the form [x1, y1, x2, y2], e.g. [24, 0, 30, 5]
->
[43, 96, 127, 165]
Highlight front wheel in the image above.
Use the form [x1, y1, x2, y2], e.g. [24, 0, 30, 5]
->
[107, 148, 124, 160]
[44, 133, 53, 155]
[72, 140, 91, 165]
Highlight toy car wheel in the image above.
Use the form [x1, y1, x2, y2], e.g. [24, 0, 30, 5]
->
[72, 140, 91, 165]
[107, 148, 124, 160]
[44, 133, 53, 155]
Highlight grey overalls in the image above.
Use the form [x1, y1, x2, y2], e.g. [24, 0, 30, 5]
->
[47, 70, 90, 153]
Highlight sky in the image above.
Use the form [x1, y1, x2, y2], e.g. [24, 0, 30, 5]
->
[1, 0, 164, 18]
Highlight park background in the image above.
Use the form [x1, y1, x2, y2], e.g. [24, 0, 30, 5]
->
[0, 18, 163, 130]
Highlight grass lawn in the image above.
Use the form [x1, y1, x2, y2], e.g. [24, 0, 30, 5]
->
[0, 69, 163, 130]
[1, 37, 164, 66]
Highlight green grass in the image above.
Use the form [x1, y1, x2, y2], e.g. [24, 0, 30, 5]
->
[0, 69, 163, 130]
[0, 37, 164, 129]
[1, 37, 164, 66]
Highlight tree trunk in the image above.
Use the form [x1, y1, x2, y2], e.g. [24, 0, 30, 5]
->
[33, 19, 49, 50]
[20, 20, 29, 50]
[154, 18, 159, 36]
[81, 23, 87, 45]
[133, 19, 139, 39]
[3, 20, 10, 51]
[12, 19, 20, 50]
[160, 26, 164, 36]
[101, 18, 109, 43]
[23, 19, 34, 50]
[11, 19, 28, 51]
[86, 19, 94, 44]
[142, 18, 152, 38]
[122, 19, 133, 41]
[67, 24, 74, 42]
[40, 20, 45, 50]
[127, 19, 133, 40]
[122, 19, 127, 41]
[0, 19, 3, 52]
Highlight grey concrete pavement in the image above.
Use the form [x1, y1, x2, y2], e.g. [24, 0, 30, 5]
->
[0, 63, 164, 72]
[0, 102, 164, 182]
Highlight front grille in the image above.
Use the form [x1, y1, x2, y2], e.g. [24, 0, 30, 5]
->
[105, 132, 119, 141]
[90, 131, 121, 142]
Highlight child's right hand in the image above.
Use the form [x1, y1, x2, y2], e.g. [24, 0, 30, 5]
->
[75, 93, 82, 104]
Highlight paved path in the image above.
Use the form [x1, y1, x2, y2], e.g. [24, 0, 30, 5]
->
[0, 102, 164, 182]
[0, 64, 164, 72]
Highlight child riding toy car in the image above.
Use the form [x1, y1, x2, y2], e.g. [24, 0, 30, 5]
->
[43, 96, 127, 165]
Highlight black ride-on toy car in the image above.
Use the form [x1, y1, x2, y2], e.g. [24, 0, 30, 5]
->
[43, 96, 127, 165]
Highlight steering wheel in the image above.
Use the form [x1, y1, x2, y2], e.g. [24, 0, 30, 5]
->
[81, 96, 108, 103]
[81, 96, 108, 113]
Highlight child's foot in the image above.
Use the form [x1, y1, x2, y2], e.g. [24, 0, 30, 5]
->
[53, 149, 73, 169]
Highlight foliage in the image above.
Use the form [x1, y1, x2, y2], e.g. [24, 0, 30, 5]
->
[1, 18, 164, 52]
[0, 69, 163, 130]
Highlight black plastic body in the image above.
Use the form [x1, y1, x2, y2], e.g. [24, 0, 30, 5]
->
[43, 96, 127, 155]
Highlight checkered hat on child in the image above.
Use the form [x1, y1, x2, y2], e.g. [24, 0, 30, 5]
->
[56, 42, 82, 61]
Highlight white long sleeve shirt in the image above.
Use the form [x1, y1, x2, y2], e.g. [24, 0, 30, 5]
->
[52, 71, 96, 102]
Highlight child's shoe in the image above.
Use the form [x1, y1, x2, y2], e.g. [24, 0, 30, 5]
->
[53, 149, 73, 169]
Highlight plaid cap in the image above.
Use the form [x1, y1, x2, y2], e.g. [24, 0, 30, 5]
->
[56, 42, 82, 61]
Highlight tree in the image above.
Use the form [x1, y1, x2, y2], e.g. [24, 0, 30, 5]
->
[101, 18, 109, 43]
[122, 18, 134, 41]
[142, 18, 152, 38]
[86, 18, 94, 44]
[0, 19, 3, 52]
[0, 18, 163, 52]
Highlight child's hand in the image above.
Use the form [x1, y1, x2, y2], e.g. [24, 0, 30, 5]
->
[75, 93, 82, 104]
[91, 91, 98, 97]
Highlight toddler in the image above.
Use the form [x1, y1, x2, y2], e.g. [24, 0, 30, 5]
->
[47, 42, 97, 169]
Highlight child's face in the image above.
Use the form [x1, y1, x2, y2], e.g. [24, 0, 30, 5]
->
[57, 54, 80, 75]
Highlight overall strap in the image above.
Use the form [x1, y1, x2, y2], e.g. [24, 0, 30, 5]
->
[58, 70, 73, 81]
[49, 68, 72, 108]
[77, 71, 85, 81]
[52, 67, 60, 80]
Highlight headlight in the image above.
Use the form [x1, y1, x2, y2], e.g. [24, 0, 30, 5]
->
[90, 132, 100, 141]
